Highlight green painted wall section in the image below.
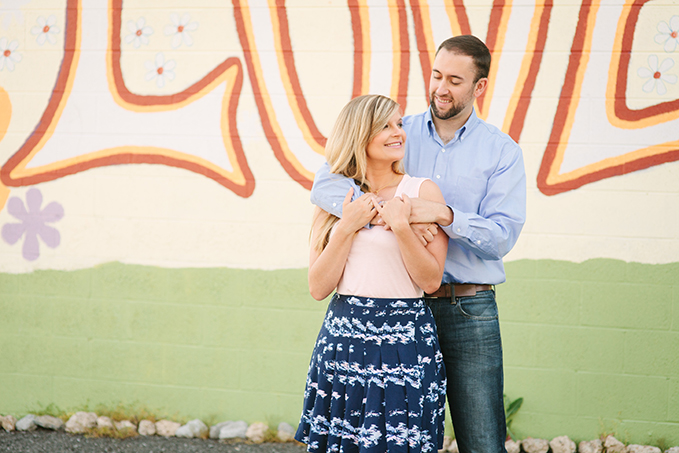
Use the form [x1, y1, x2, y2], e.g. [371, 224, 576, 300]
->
[501, 260, 679, 446]
[1, 259, 677, 445]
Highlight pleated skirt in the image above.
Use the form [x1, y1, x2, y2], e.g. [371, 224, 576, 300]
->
[295, 293, 446, 453]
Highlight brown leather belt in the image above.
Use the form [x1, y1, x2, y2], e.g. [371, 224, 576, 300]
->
[425, 283, 493, 299]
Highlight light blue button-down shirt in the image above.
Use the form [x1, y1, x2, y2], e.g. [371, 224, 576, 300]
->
[310, 108, 526, 285]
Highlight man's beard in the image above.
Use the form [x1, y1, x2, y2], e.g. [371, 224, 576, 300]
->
[429, 93, 465, 120]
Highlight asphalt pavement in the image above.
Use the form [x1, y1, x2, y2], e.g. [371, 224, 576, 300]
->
[0, 429, 308, 453]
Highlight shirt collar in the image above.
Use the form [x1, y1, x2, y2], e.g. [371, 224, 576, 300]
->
[425, 107, 479, 142]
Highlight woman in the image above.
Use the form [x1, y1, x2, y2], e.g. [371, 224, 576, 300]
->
[295, 95, 448, 453]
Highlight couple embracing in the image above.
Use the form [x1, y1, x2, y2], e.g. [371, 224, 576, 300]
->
[295, 35, 526, 453]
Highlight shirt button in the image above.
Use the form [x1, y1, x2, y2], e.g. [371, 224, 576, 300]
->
[441, 148, 445, 153]
[332, 203, 337, 207]
[457, 228, 461, 233]
[436, 175, 441, 179]
[477, 240, 481, 245]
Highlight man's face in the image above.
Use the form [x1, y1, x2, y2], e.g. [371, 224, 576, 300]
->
[429, 50, 481, 121]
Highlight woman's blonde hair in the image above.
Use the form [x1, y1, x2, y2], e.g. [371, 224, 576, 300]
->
[313, 95, 404, 252]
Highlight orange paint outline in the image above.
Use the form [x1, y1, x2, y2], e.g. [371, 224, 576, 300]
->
[241, 0, 409, 186]
[474, 0, 511, 119]
[234, 1, 314, 189]
[0, 85, 11, 208]
[351, 0, 371, 98]
[1, 0, 255, 198]
[389, 0, 410, 109]
[606, 0, 679, 129]
[1, 1, 81, 185]
[503, 0, 552, 142]
[537, 0, 679, 195]
[269, 0, 326, 154]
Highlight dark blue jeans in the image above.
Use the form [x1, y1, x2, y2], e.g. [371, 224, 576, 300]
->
[426, 290, 507, 453]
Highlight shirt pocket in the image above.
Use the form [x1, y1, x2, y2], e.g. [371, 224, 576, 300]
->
[441, 175, 487, 213]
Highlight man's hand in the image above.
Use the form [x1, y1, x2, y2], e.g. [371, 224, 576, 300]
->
[411, 223, 439, 246]
[408, 197, 453, 226]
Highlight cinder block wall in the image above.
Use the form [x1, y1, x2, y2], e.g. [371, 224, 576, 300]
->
[1, 260, 678, 444]
[500, 260, 679, 445]
[0, 265, 322, 424]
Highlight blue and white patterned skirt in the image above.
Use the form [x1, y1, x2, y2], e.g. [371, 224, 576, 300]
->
[295, 293, 446, 453]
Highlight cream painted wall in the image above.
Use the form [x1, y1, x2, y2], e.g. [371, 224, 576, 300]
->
[0, 0, 678, 272]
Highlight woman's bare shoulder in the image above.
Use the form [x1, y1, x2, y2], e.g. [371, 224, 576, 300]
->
[417, 179, 445, 203]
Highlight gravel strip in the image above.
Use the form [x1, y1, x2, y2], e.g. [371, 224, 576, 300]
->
[0, 429, 307, 453]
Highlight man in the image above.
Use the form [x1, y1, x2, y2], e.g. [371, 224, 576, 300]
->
[310, 35, 526, 453]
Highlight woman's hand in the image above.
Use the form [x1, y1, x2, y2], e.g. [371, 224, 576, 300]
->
[374, 193, 411, 232]
[375, 182, 448, 294]
[308, 189, 377, 300]
[334, 188, 378, 236]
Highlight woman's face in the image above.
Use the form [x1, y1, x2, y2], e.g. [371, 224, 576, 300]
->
[366, 110, 406, 165]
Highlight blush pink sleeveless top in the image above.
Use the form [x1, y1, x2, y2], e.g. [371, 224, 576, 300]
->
[336, 175, 428, 299]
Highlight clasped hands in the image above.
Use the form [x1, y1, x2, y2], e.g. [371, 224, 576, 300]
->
[337, 188, 439, 246]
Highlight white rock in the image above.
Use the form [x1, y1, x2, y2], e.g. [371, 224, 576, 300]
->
[522, 437, 549, 453]
[97, 416, 113, 429]
[579, 439, 603, 453]
[114, 420, 137, 433]
[604, 435, 626, 453]
[441, 436, 454, 452]
[506, 439, 521, 453]
[277, 422, 295, 442]
[65, 412, 97, 433]
[174, 424, 192, 438]
[626, 446, 661, 453]
[447, 438, 459, 453]
[550, 436, 576, 453]
[1, 415, 17, 432]
[189, 419, 208, 438]
[209, 421, 230, 439]
[16, 415, 37, 432]
[35, 415, 64, 430]
[438, 436, 459, 452]
[138, 420, 156, 436]
[155, 419, 181, 437]
[175, 419, 208, 439]
[448, 439, 460, 453]
[218, 420, 248, 439]
[246, 422, 269, 443]
[665, 448, 679, 453]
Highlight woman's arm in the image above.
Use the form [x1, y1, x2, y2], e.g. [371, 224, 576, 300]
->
[308, 189, 378, 300]
[374, 180, 448, 294]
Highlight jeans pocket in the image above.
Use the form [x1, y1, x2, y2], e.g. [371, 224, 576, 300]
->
[456, 292, 499, 321]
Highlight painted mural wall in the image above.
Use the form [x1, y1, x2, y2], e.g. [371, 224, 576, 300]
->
[1, 0, 678, 445]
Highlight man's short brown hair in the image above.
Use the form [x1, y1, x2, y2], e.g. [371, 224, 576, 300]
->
[436, 35, 491, 82]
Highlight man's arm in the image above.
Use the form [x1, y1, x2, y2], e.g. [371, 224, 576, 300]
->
[444, 143, 526, 260]
[309, 163, 364, 218]
[410, 144, 526, 260]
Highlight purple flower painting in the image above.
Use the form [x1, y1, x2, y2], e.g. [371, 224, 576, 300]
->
[2, 188, 64, 261]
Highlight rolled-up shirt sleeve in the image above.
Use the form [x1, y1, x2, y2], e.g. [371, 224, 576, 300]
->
[309, 163, 364, 219]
